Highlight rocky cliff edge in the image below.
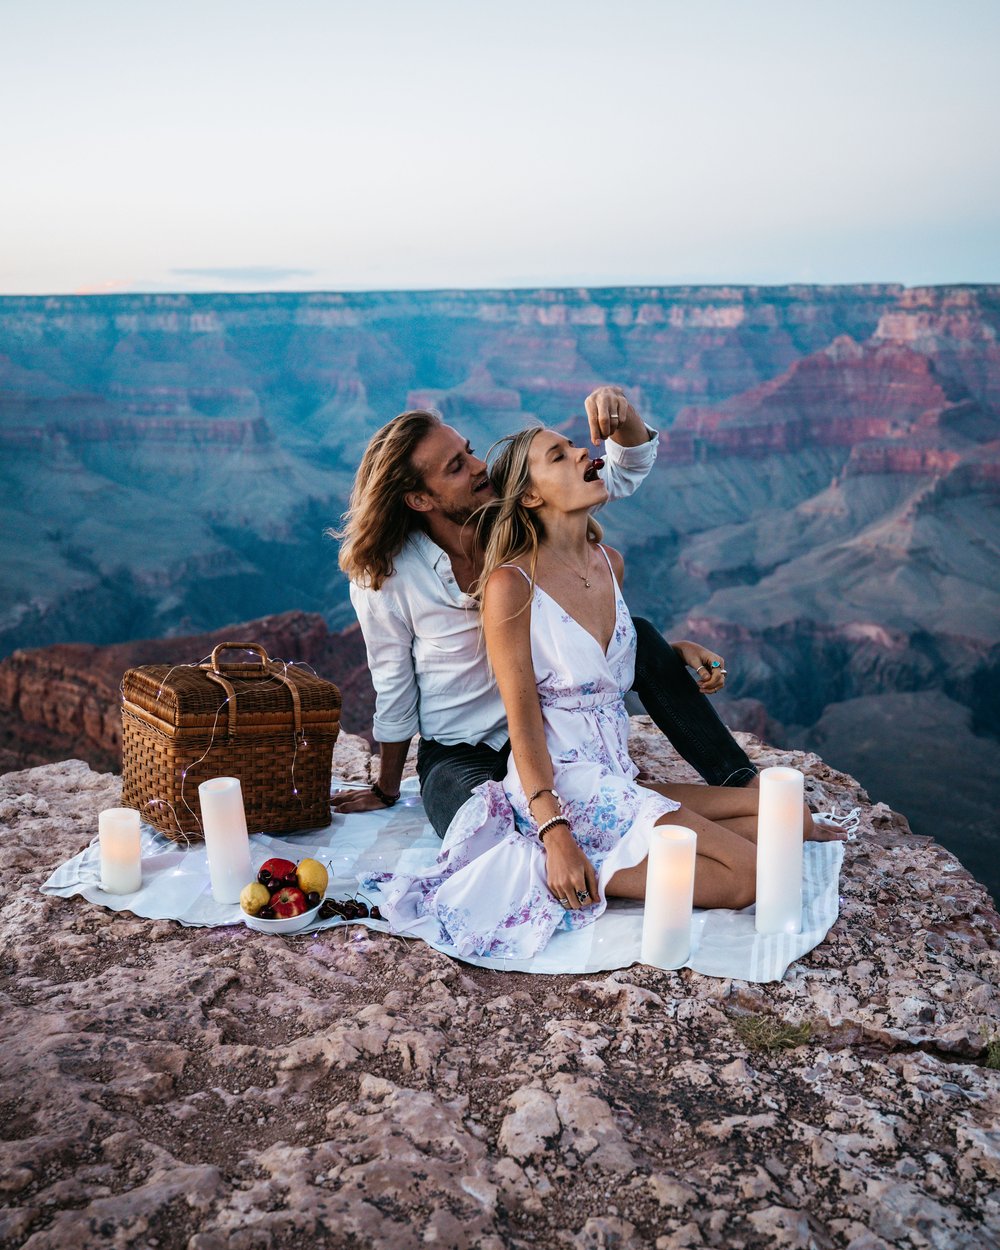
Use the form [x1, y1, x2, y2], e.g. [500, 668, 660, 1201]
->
[1, 726, 998, 1250]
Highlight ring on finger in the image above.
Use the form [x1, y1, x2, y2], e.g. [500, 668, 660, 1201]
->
[558, 896, 570, 907]
[575, 888, 590, 904]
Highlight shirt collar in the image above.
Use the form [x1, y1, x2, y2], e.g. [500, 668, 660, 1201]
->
[409, 529, 450, 572]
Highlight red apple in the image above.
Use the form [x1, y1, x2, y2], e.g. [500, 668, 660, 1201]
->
[259, 857, 296, 884]
[269, 886, 308, 918]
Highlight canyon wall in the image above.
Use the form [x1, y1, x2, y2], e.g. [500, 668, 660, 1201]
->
[1, 283, 998, 898]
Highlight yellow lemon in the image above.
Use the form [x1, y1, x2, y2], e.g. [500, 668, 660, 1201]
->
[296, 857, 329, 896]
[240, 881, 271, 916]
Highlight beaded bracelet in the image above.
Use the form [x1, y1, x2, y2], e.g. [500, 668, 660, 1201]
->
[537, 814, 570, 843]
[371, 781, 400, 808]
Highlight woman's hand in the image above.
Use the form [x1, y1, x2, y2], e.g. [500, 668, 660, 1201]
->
[673, 639, 727, 694]
[543, 825, 600, 911]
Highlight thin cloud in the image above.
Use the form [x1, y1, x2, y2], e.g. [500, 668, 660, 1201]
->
[170, 267, 316, 283]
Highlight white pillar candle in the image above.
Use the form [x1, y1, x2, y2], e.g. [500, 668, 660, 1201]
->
[755, 765, 804, 935]
[198, 777, 253, 905]
[641, 825, 697, 969]
[99, 808, 142, 894]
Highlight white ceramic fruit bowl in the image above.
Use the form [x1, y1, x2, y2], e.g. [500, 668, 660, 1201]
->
[241, 901, 322, 934]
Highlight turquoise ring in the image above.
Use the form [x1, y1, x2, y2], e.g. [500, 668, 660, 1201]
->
[711, 659, 722, 669]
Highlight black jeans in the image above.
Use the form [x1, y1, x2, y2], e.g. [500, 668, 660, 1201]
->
[417, 737, 512, 839]
[630, 617, 757, 788]
[417, 617, 756, 837]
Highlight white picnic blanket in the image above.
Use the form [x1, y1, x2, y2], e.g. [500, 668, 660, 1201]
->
[41, 778, 844, 981]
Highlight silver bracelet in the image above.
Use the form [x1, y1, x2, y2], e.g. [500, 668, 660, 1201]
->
[528, 786, 562, 810]
[537, 814, 570, 843]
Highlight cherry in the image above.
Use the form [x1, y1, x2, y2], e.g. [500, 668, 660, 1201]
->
[257, 868, 272, 884]
[306, 891, 321, 908]
[259, 906, 275, 920]
[370, 906, 383, 921]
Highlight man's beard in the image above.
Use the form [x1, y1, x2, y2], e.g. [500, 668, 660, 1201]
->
[428, 493, 481, 528]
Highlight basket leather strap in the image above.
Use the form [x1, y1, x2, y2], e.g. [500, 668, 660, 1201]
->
[268, 663, 304, 740]
[202, 662, 304, 741]
[203, 670, 239, 736]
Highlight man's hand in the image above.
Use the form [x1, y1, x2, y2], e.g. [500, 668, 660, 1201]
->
[543, 824, 600, 911]
[584, 385, 646, 447]
[332, 741, 411, 815]
[672, 639, 727, 694]
[331, 785, 393, 814]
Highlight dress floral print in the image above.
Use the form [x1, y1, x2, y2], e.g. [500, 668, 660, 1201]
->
[366, 546, 680, 959]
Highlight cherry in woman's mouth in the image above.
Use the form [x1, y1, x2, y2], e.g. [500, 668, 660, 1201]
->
[583, 457, 605, 482]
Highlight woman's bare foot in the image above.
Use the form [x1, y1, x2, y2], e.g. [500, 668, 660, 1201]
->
[806, 822, 848, 842]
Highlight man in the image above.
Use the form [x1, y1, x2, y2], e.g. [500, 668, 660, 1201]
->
[332, 386, 757, 832]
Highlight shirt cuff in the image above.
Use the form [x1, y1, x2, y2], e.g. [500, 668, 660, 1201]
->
[603, 425, 658, 467]
[372, 713, 420, 743]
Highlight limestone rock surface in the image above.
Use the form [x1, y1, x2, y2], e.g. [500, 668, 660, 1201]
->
[1, 726, 999, 1250]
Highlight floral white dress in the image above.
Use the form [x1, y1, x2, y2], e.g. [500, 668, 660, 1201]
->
[367, 548, 681, 959]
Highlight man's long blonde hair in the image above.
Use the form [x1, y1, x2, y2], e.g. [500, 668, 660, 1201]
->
[333, 410, 441, 589]
[474, 427, 603, 603]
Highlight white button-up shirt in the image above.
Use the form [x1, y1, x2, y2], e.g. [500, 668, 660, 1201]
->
[350, 430, 658, 748]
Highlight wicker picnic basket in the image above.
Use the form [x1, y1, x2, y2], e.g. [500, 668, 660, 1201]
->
[120, 641, 341, 841]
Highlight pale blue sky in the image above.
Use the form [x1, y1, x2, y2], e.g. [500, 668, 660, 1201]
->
[1, 0, 998, 294]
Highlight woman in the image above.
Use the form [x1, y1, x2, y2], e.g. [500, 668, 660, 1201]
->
[369, 425, 811, 959]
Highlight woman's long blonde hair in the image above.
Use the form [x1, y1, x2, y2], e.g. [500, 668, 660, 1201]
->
[332, 410, 441, 589]
[474, 426, 603, 604]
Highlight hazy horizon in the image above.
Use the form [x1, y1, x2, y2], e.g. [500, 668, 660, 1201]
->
[3, 278, 999, 303]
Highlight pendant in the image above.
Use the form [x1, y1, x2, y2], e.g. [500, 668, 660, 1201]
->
[583, 579, 591, 588]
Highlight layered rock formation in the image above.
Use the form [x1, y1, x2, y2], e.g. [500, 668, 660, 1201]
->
[2, 727, 998, 1249]
[0, 612, 374, 775]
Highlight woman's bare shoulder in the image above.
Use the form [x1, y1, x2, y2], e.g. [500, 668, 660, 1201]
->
[599, 543, 625, 584]
[483, 564, 533, 615]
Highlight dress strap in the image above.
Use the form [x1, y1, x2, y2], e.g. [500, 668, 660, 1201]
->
[499, 563, 532, 585]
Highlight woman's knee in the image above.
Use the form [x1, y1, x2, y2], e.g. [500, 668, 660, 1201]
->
[660, 804, 700, 834]
[671, 806, 757, 909]
[731, 868, 756, 910]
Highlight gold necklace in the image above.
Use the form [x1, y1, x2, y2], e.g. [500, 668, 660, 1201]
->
[548, 545, 593, 588]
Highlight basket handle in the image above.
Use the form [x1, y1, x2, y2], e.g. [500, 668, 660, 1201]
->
[203, 643, 304, 741]
[209, 642, 270, 674]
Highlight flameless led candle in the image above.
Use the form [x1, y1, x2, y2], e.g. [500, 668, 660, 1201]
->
[99, 807, 142, 894]
[198, 777, 253, 905]
[641, 825, 697, 969]
[755, 766, 804, 935]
